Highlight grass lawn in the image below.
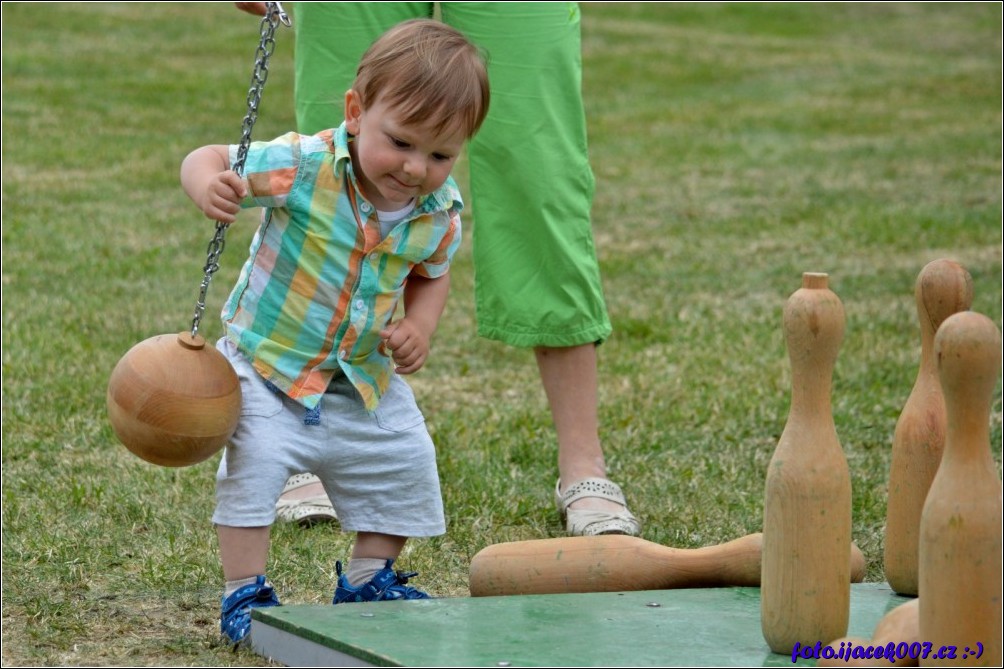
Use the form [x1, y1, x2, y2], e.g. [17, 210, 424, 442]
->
[2, 3, 1001, 666]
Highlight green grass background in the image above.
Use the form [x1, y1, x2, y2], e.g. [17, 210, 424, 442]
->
[2, 3, 1001, 666]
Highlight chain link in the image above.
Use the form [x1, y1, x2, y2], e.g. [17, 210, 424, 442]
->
[190, 3, 290, 339]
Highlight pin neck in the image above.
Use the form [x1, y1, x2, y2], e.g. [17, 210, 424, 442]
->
[802, 272, 829, 290]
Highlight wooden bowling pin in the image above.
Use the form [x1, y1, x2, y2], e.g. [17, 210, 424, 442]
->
[761, 272, 852, 654]
[918, 311, 1002, 667]
[818, 599, 920, 667]
[468, 532, 868, 596]
[885, 259, 973, 596]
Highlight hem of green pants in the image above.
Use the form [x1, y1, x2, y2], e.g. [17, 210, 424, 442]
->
[476, 321, 612, 349]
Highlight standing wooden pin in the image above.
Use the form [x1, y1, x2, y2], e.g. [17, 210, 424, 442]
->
[919, 311, 1002, 667]
[885, 259, 973, 596]
[762, 272, 852, 655]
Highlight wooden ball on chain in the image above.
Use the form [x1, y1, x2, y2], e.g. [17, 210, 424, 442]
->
[107, 332, 241, 467]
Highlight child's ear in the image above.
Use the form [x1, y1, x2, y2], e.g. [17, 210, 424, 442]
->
[344, 89, 363, 135]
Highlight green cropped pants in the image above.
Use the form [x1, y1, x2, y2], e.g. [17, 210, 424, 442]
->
[294, 2, 611, 347]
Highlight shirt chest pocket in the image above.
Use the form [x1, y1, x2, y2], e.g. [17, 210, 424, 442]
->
[381, 222, 449, 266]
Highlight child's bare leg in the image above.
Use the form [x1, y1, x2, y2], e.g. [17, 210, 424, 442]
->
[340, 532, 410, 587]
[218, 525, 270, 580]
[217, 525, 277, 645]
[351, 531, 408, 559]
[345, 532, 408, 583]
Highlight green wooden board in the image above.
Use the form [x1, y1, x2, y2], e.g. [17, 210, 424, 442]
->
[250, 583, 912, 667]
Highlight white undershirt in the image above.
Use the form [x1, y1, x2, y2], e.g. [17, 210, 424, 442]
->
[376, 200, 416, 240]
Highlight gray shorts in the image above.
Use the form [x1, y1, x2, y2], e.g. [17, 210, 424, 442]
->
[212, 339, 445, 537]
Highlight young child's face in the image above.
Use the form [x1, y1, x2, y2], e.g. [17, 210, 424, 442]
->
[345, 90, 466, 211]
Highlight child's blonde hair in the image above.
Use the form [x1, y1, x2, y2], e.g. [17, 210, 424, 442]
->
[353, 19, 490, 139]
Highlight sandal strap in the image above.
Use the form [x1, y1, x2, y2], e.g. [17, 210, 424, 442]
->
[558, 477, 628, 509]
[275, 496, 337, 524]
[555, 477, 641, 537]
[565, 509, 641, 537]
[277, 475, 337, 524]
[276, 495, 333, 510]
[282, 472, 323, 494]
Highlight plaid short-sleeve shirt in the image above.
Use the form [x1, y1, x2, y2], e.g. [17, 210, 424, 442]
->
[221, 123, 463, 411]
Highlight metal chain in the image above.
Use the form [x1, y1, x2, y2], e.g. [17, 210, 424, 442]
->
[190, 2, 291, 339]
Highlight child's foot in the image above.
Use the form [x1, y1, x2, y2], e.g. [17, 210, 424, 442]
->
[220, 575, 281, 645]
[332, 560, 431, 603]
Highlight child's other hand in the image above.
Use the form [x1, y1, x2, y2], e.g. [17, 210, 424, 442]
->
[379, 319, 430, 374]
[201, 170, 247, 224]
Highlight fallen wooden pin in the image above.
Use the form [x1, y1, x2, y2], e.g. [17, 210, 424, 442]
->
[469, 532, 866, 596]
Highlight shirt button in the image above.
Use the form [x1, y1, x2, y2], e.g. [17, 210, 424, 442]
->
[359, 202, 372, 213]
[339, 350, 348, 360]
[355, 299, 365, 310]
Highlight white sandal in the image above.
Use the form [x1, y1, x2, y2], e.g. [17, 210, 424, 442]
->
[275, 473, 337, 526]
[555, 477, 641, 537]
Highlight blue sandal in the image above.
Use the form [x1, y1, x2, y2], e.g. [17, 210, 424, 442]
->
[220, 575, 281, 645]
[332, 560, 431, 603]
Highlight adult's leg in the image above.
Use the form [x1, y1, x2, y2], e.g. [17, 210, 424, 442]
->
[534, 345, 607, 486]
[443, 3, 609, 347]
[444, 3, 638, 534]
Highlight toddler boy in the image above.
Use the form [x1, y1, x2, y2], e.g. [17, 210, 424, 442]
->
[179, 18, 489, 645]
